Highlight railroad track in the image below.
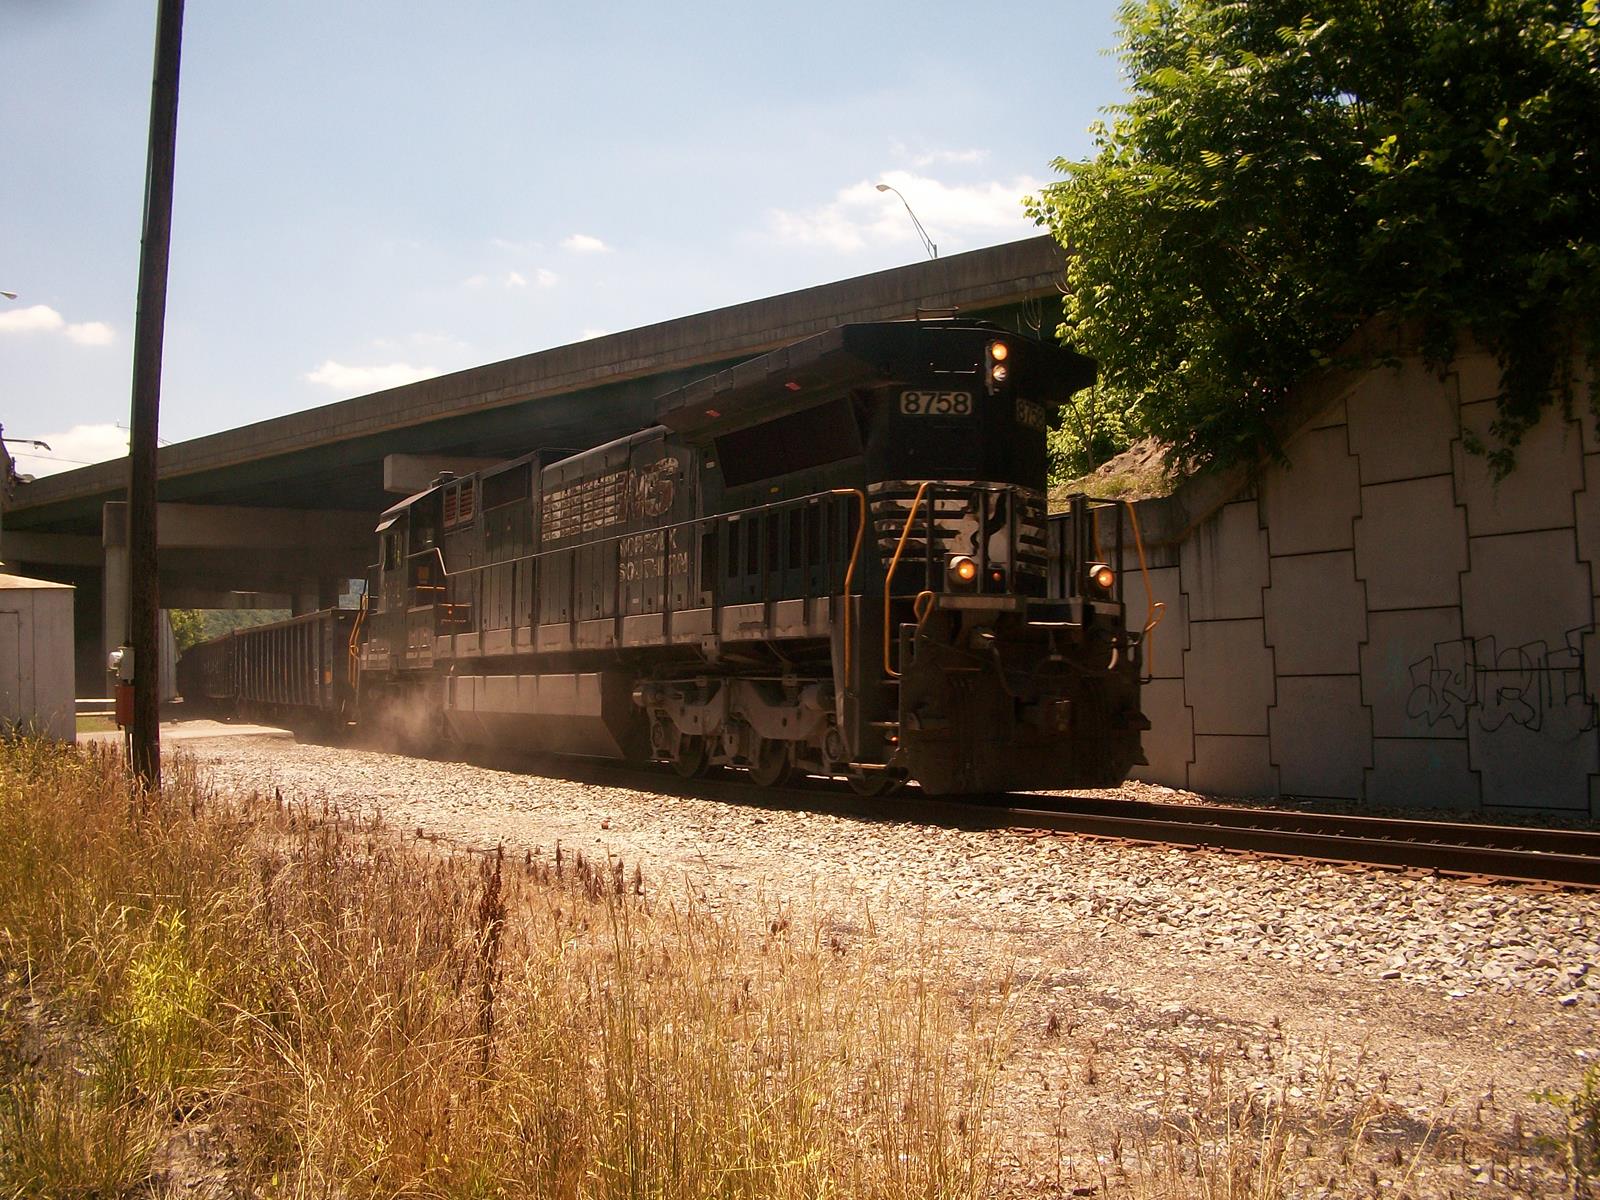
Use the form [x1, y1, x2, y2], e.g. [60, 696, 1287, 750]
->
[952, 793, 1600, 890]
[432, 745, 1600, 890]
[280, 728, 1600, 889]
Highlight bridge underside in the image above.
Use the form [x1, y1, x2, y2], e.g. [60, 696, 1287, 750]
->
[0, 236, 1067, 694]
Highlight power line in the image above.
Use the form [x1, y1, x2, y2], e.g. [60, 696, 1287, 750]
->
[10, 452, 105, 467]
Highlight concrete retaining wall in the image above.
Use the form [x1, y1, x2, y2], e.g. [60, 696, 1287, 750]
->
[1128, 347, 1598, 815]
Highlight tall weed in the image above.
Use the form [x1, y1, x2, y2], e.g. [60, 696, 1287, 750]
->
[0, 739, 1009, 1198]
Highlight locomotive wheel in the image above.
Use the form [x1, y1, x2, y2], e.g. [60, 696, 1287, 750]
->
[671, 734, 711, 779]
[848, 770, 906, 798]
[748, 738, 797, 788]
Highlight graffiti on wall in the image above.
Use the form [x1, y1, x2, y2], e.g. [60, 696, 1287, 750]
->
[1406, 628, 1597, 739]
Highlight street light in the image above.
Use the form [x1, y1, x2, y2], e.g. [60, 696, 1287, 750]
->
[0, 291, 17, 300]
[875, 183, 937, 260]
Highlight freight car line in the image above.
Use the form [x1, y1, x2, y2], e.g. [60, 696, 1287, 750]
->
[180, 320, 1148, 798]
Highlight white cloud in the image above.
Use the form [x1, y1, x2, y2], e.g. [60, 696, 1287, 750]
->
[305, 360, 441, 392]
[407, 330, 472, 353]
[920, 148, 986, 167]
[561, 233, 610, 254]
[577, 328, 611, 341]
[6, 422, 129, 478]
[891, 143, 988, 168]
[65, 320, 115, 346]
[764, 170, 1043, 254]
[0, 303, 117, 346]
[503, 267, 559, 289]
[0, 304, 65, 334]
[469, 267, 555, 291]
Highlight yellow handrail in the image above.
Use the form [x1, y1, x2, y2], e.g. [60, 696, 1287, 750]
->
[346, 590, 368, 689]
[829, 488, 868, 688]
[1123, 500, 1166, 676]
[882, 481, 933, 678]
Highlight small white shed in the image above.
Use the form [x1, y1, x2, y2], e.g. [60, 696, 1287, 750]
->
[0, 573, 76, 742]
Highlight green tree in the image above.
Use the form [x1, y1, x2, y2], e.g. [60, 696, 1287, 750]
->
[167, 607, 290, 654]
[196, 608, 289, 641]
[168, 609, 206, 653]
[1029, 0, 1600, 476]
[1048, 383, 1134, 480]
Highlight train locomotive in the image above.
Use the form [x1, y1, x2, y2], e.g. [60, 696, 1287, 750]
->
[179, 318, 1151, 795]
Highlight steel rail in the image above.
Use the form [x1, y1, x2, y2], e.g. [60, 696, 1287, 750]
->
[1010, 792, 1600, 856]
[964, 798, 1600, 889]
[697, 777, 1599, 890]
[254, 726, 1600, 889]
[472, 750, 1600, 888]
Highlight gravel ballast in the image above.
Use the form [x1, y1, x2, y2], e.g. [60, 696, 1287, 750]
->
[184, 729, 1598, 1196]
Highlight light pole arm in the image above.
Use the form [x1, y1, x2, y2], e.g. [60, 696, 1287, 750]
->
[877, 184, 937, 260]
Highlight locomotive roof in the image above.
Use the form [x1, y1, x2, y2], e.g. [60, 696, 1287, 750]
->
[374, 444, 576, 526]
[653, 319, 1093, 439]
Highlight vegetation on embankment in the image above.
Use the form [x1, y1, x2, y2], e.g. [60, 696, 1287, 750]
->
[1032, 0, 1600, 481]
[0, 739, 1008, 1198]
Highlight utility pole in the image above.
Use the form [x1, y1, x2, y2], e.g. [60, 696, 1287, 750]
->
[127, 0, 185, 788]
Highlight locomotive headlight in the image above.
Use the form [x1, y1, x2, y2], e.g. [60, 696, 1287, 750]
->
[949, 555, 979, 587]
[1088, 563, 1115, 592]
[987, 341, 1011, 391]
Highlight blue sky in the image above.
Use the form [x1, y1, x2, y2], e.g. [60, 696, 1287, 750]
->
[1, 0, 1126, 478]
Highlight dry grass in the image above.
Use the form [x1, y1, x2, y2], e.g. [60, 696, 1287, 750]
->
[0, 739, 1011, 1197]
[1029, 1026, 1583, 1199]
[0, 738, 1583, 1199]
[1050, 438, 1178, 510]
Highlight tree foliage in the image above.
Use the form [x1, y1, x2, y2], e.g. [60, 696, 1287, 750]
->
[168, 609, 206, 653]
[168, 607, 289, 653]
[1048, 383, 1135, 479]
[1029, 0, 1600, 475]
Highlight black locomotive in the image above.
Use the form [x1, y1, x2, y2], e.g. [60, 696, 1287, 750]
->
[180, 319, 1150, 795]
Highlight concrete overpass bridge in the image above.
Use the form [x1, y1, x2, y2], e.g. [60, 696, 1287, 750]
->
[0, 235, 1067, 692]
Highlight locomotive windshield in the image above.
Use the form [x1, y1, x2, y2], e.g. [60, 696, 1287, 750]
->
[715, 396, 863, 487]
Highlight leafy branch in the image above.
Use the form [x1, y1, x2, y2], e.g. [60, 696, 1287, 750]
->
[1030, 0, 1600, 477]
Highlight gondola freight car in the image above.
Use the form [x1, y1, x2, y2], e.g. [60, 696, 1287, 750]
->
[176, 608, 357, 725]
